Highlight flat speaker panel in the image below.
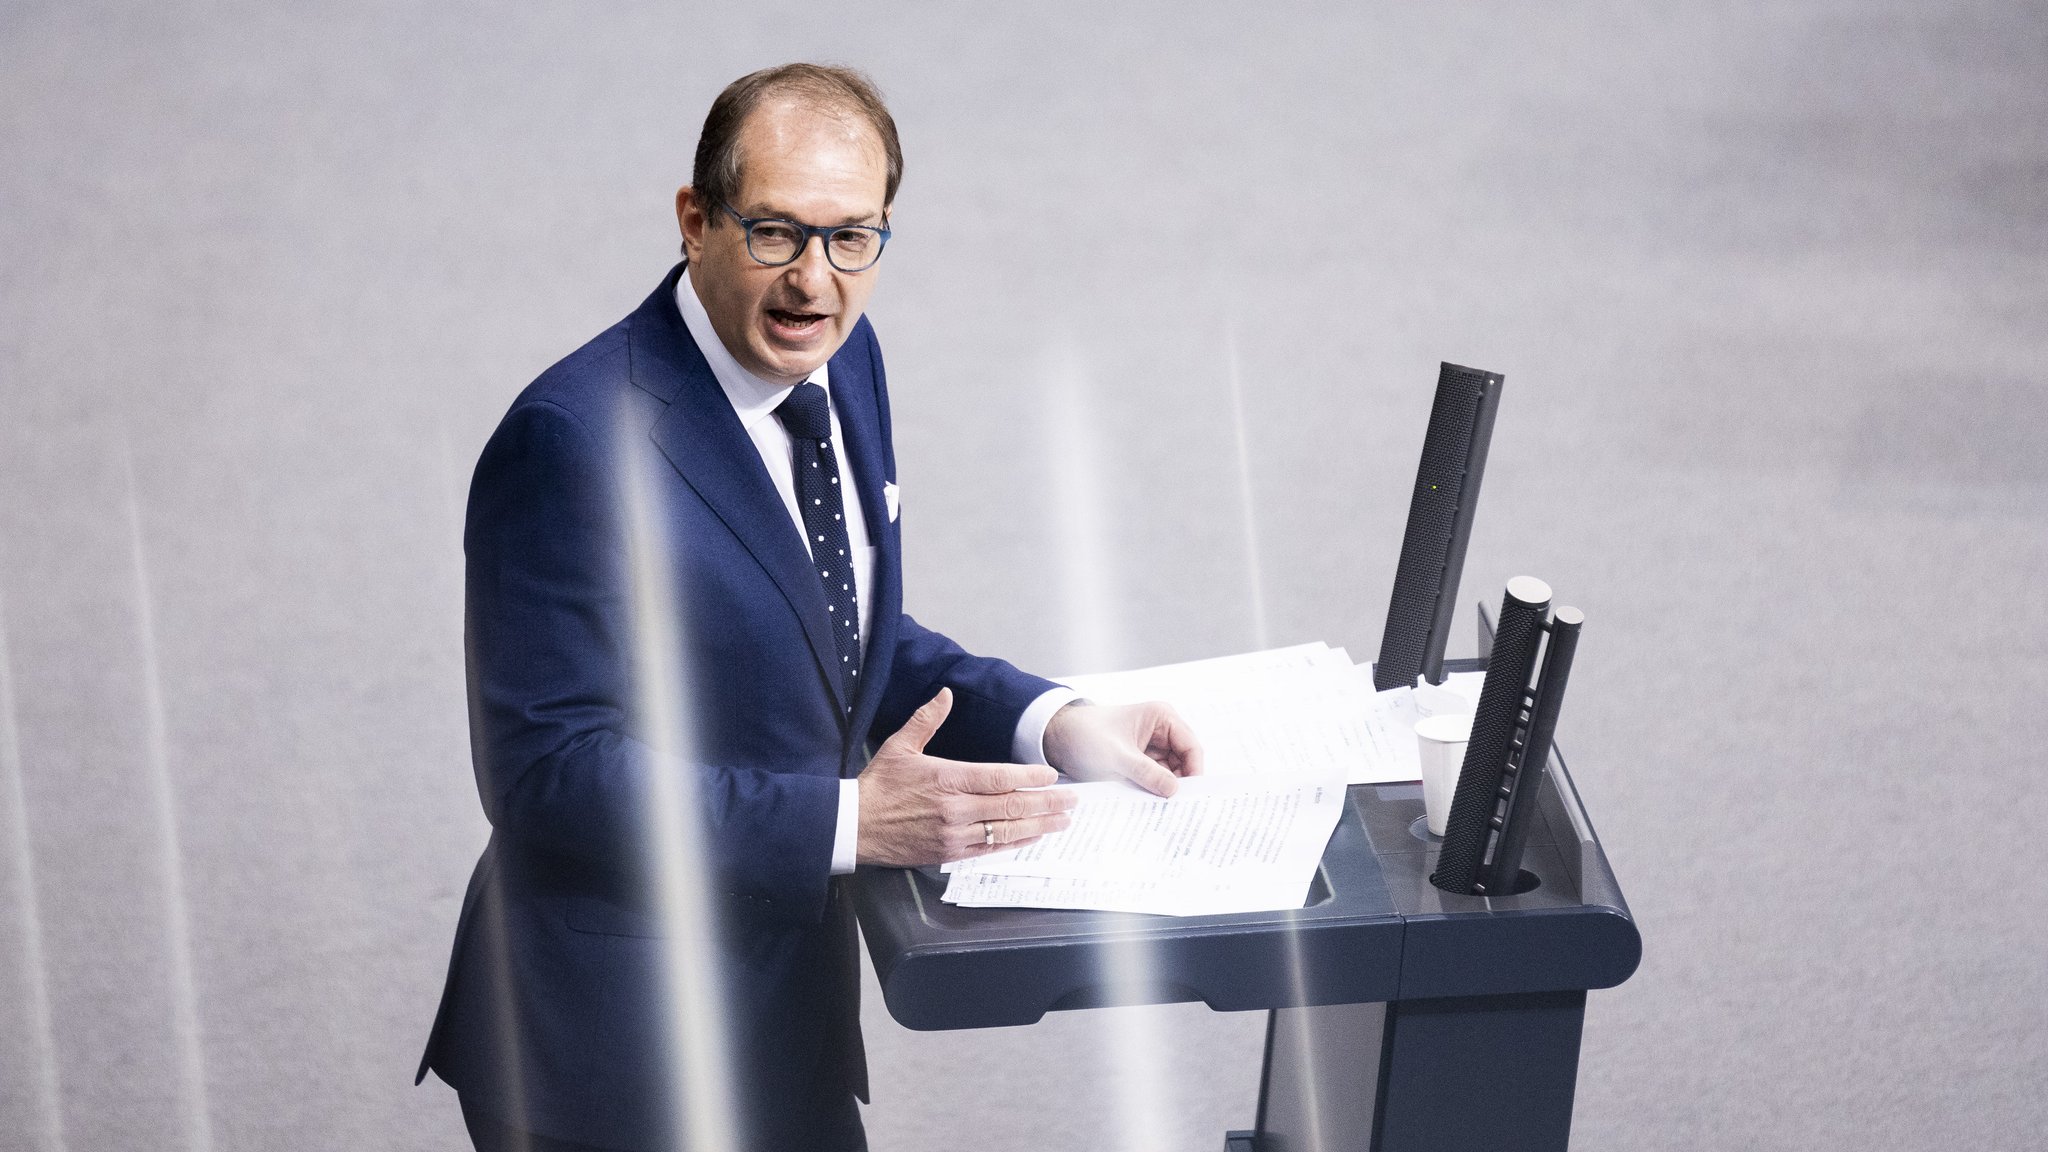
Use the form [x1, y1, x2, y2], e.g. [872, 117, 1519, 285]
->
[1374, 363, 1504, 691]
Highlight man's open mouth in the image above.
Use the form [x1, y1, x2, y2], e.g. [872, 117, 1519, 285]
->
[767, 308, 829, 335]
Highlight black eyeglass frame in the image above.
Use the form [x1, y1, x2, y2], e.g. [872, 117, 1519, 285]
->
[718, 203, 892, 273]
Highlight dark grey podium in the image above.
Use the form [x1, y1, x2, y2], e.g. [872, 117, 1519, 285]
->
[852, 657, 1640, 1151]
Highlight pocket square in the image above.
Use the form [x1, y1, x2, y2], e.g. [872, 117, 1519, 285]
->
[883, 481, 900, 522]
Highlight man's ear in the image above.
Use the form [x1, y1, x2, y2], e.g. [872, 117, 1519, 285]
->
[676, 185, 706, 262]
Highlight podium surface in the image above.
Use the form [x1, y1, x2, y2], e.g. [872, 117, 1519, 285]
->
[853, 663, 1640, 1151]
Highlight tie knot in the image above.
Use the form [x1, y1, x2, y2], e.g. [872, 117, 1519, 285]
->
[774, 382, 831, 441]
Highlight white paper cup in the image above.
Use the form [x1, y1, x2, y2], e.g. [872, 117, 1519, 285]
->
[1413, 683, 1473, 721]
[1415, 713, 1474, 838]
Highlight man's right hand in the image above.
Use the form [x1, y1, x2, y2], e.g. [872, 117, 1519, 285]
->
[856, 688, 1078, 868]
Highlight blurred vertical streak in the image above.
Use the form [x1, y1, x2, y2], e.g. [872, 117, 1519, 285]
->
[1225, 327, 1270, 651]
[1095, 940, 1174, 1152]
[1230, 326, 1327, 1150]
[1272, 934, 1330, 1152]
[119, 444, 215, 1152]
[0, 591, 68, 1152]
[1046, 345, 1120, 673]
[477, 886, 533, 1136]
[616, 426, 738, 1151]
[1045, 342, 1175, 1149]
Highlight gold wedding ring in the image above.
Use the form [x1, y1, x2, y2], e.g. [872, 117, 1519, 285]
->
[983, 820, 996, 847]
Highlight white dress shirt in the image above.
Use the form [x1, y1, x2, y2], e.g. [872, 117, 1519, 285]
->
[674, 272, 1076, 874]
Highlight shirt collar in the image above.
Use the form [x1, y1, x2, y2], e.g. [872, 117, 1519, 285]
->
[673, 265, 830, 431]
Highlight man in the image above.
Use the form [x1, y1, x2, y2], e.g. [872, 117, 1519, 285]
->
[417, 63, 1202, 1152]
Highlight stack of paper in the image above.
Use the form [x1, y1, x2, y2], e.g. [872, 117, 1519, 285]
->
[935, 643, 1490, 917]
[1060, 642, 1484, 787]
[941, 774, 1346, 916]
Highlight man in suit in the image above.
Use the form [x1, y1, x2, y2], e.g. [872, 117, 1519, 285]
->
[418, 63, 1203, 1152]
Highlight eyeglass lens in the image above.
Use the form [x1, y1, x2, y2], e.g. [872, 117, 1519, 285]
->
[747, 221, 882, 271]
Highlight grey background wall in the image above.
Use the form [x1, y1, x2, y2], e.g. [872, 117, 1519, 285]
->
[3, 2, 2044, 1149]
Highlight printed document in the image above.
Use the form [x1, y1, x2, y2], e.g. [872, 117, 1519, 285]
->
[1061, 642, 1461, 786]
[942, 774, 1344, 917]
[934, 644, 1487, 915]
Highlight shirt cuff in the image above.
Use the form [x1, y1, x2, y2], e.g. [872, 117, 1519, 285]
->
[1011, 686, 1082, 766]
[829, 778, 861, 876]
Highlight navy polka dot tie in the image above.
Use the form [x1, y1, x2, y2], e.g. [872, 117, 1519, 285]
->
[774, 382, 862, 705]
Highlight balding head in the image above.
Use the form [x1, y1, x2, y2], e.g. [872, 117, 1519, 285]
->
[692, 63, 903, 214]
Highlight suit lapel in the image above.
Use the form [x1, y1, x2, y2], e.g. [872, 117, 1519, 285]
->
[628, 269, 849, 712]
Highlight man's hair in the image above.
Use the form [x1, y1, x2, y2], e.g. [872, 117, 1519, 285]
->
[692, 63, 903, 216]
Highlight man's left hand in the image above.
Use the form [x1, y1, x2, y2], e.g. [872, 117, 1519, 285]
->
[1041, 701, 1204, 797]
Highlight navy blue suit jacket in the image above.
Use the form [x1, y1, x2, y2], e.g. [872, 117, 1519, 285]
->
[418, 266, 1056, 1149]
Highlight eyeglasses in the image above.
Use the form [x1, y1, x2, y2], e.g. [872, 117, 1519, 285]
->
[720, 203, 891, 273]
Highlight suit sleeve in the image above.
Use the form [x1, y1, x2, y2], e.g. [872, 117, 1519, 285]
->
[464, 399, 838, 922]
[868, 615, 1060, 762]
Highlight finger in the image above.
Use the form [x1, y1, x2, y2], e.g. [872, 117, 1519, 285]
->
[1158, 736, 1204, 777]
[942, 803, 1075, 852]
[995, 810, 1075, 843]
[943, 819, 990, 854]
[962, 787, 1080, 824]
[947, 811, 1071, 852]
[1121, 751, 1180, 797]
[883, 688, 953, 755]
[947, 834, 1046, 862]
[941, 819, 1003, 855]
[951, 760, 1060, 795]
[1000, 786, 1080, 821]
[1149, 706, 1205, 777]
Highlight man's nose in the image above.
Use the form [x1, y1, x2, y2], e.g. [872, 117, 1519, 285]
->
[782, 235, 836, 297]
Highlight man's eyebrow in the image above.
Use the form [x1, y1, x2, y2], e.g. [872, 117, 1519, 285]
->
[742, 204, 886, 227]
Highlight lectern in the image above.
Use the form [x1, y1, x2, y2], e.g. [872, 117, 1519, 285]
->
[852, 642, 1638, 1150]
[854, 363, 1641, 1149]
